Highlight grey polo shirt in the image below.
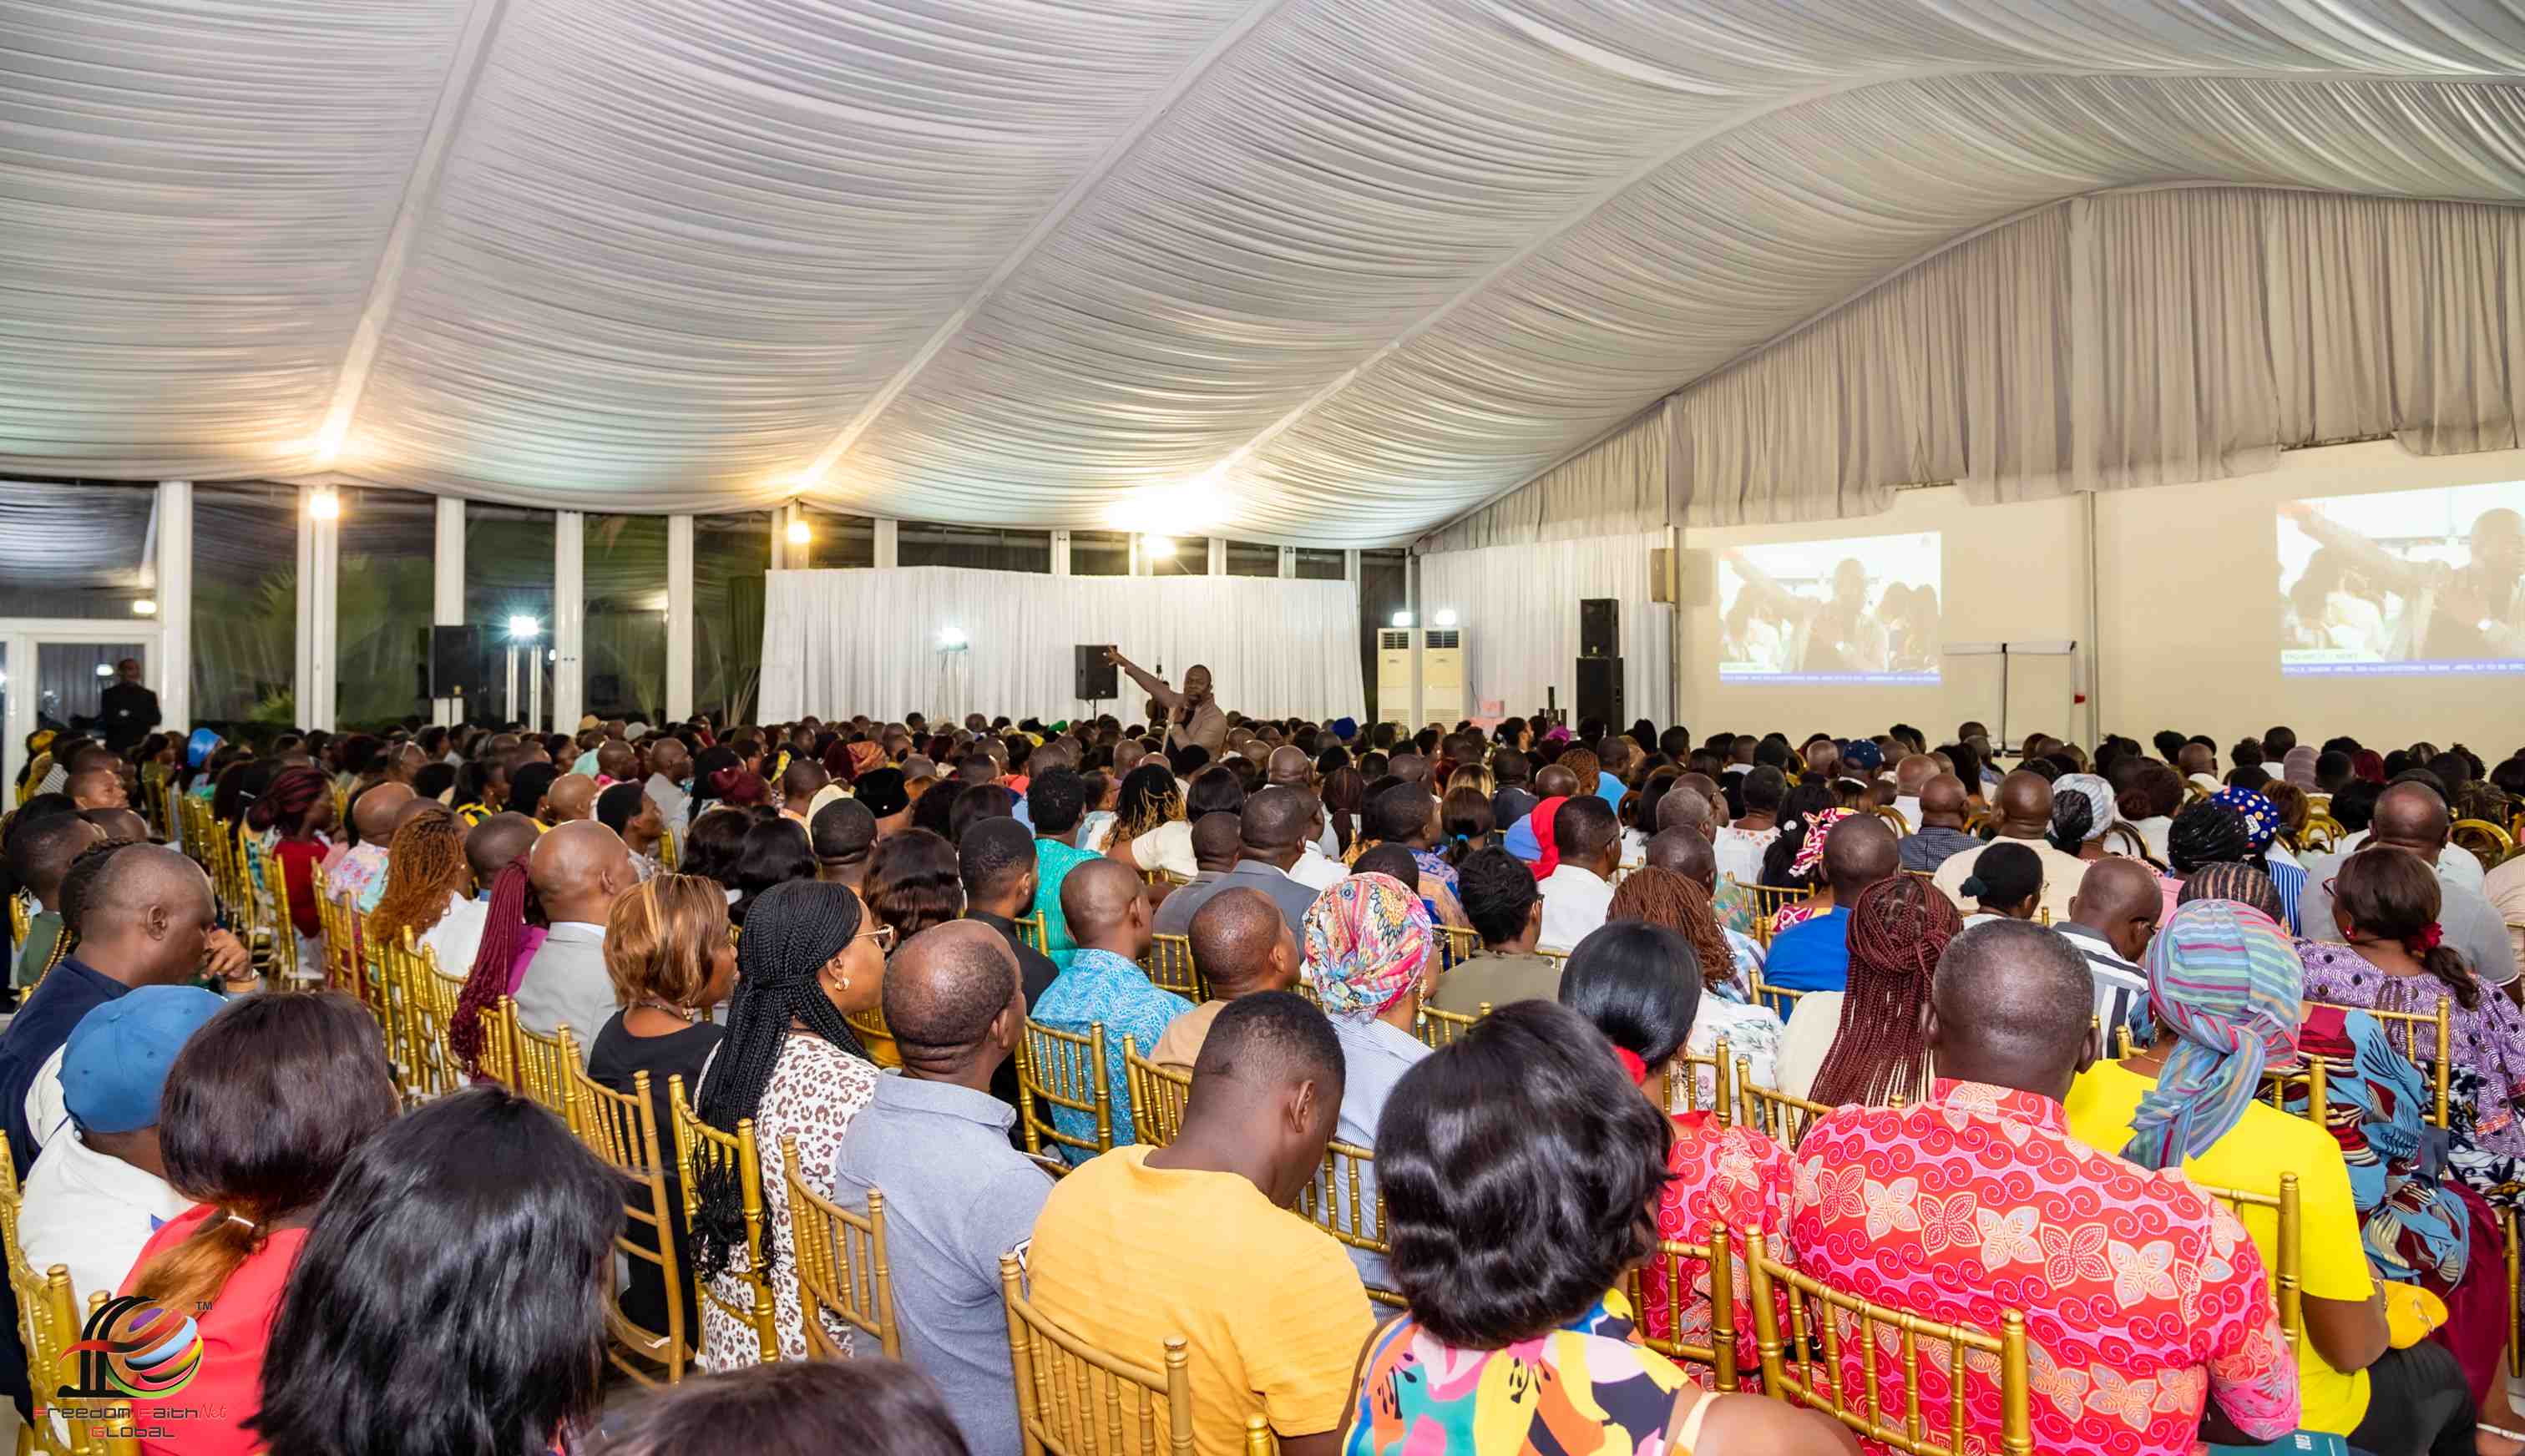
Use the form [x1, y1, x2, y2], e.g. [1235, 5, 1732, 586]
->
[1328, 1014, 1430, 1297]
[831, 1074, 1055, 1456]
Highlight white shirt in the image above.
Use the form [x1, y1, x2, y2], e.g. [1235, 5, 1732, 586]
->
[1288, 847, 1347, 892]
[1537, 865, 1616, 954]
[1127, 819, 1197, 880]
[2336, 831, 2487, 891]
[1713, 826, 1779, 892]
[2133, 814, 2173, 864]
[20, 1127, 192, 1302]
[1890, 796, 1922, 832]
[419, 891, 488, 978]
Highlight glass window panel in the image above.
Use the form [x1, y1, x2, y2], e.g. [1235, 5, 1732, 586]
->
[0, 478, 155, 618]
[37, 643, 145, 736]
[465, 505, 555, 731]
[1295, 548, 1346, 581]
[1224, 541, 1280, 578]
[335, 487, 436, 731]
[585, 514, 669, 725]
[1150, 536, 1207, 576]
[1070, 530, 1131, 577]
[695, 511, 769, 731]
[800, 508, 874, 569]
[193, 482, 299, 730]
[898, 523, 1050, 573]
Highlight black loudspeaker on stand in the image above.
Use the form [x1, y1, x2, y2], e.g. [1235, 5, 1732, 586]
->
[1576, 656, 1624, 731]
[428, 624, 487, 703]
[1074, 645, 1118, 701]
[1579, 597, 1620, 659]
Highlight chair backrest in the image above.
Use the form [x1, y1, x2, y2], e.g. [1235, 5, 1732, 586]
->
[845, 1003, 902, 1070]
[1292, 1138, 1399, 1306]
[656, 827, 679, 871]
[1743, 1230, 2033, 1456]
[1745, 885, 1813, 946]
[7, 892, 27, 949]
[1016, 1019, 1113, 1162]
[2197, 1175, 2303, 1351]
[1615, 1224, 1742, 1390]
[1122, 1039, 1192, 1149]
[1737, 1056, 1836, 1150]
[1414, 1000, 1478, 1051]
[781, 1134, 899, 1359]
[999, 1253, 1195, 1456]
[2300, 812, 2345, 855]
[1436, 923, 1480, 971]
[1140, 867, 1191, 889]
[2101, 822, 2153, 862]
[1659, 1034, 1732, 1124]
[391, 934, 456, 1101]
[1746, 968, 1808, 1020]
[665, 1075, 780, 1365]
[1015, 912, 1050, 956]
[501, 998, 579, 1121]
[2452, 817, 2516, 868]
[1870, 805, 1911, 836]
[1142, 934, 1203, 1003]
[2308, 995, 2452, 1127]
[367, 928, 426, 1105]
[565, 1063, 688, 1384]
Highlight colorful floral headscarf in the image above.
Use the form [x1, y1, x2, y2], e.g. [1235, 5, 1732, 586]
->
[1302, 873, 1434, 1020]
[1788, 807, 1855, 880]
[2122, 898, 2302, 1171]
[2209, 787, 2280, 852]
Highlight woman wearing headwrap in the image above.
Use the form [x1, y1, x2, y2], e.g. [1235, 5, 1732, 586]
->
[2049, 771, 2118, 861]
[691, 880, 883, 1369]
[1755, 800, 1851, 938]
[2067, 897, 2494, 1450]
[2211, 785, 2305, 932]
[1302, 872, 1434, 1297]
[2285, 744, 2323, 791]
[1523, 795, 1569, 881]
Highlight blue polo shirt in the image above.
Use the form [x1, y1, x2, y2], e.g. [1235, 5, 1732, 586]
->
[1760, 907, 1853, 996]
[0, 956, 131, 1178]
[1504, 779, 1629, 862]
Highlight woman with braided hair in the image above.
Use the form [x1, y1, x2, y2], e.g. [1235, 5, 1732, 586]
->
[444, 853, 547, 1075]
[367, 809, 469, 958]
[1775, 873, 1961, 1105]
[247, 765, 336, 948]
[690, 879, 883, 1369]
[1606, 868, 1783, 1102]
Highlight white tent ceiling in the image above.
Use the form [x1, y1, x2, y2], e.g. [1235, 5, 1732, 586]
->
[5, 1, 2525, 546]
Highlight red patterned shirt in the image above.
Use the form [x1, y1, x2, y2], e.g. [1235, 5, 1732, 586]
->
[1638, 1110, 1793, 1388]
[1789, 1079, 2296, 1456]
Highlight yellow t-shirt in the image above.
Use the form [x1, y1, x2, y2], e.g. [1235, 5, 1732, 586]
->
[2065, 1059, 2373, 1435]
[1025, 1144, 1374, 1455]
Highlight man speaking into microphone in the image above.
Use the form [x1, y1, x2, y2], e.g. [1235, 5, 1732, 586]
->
[1105, 649, 1227, 758]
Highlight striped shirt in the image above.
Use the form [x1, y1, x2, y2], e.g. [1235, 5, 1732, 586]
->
[2054, 922, 2148, 1045]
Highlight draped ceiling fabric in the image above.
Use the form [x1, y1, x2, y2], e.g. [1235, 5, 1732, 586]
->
[758, 569, 1364, 724]
[7, 4, 2525, 546]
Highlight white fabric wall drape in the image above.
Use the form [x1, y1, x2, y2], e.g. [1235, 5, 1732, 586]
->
[760, 569, 1364, 725]
[1417, 533, 1670, 724]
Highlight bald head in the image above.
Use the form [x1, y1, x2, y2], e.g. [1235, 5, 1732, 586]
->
[883, 921, 1022, 1072]
[1534, 765, 1578, 799]
[1894, 754, 1937, 796]
[1266, 746, 1312, 788]
[350, 782, 413, 846]
[1677, 772, 1723, 810]
[597, 740, 638, 781]
[1190, 811, 1243, 872]
[2176, 741, 2215, 777]
[466, 812, 542, 886]
[2371, 781, 2452, 853]
[545, 773, 598, 824]
[1241, 786, 1313, 863]
[1918, 774, 1969, 828]
[1820, 814, 1899, 896]
[1386, 753, 1427, 786]
[1993, 771, 2052, 837]
[649, 739, 690, 781]
[1643, 827, 1715, 887]
[2067, 854, 2164, 963]
[1060, 857, 1149, 952]
[1654, 785, 1713, 837]
[1931, 920, 2097, 1100]
[1188, 887, 1299, 998]
[76, 844, 215, 986]
[528, 819, 636, 925]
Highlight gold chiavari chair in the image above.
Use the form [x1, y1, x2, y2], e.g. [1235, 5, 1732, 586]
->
[368, 930, 426, 1104]
[1870, 805, 1911, 836]
[1293, 1138, 1399, 1307]
[1615, 1224, 1742, 1390]
[1, 1134, 141, 1456]
[846, 1004, 903, 1070]
[421, 947, 472, 1088]
[257, 839, 307, 988]
[1413, 1000, 1479, 1051]
[782, 1134, 899, 1359]
[1242, 1415, 1274, 1456]
[179, 796, 212, 869]
[1737, 1056, 1836, 1150]
[501, 1000, 579, 1121]
[1015, 913, 1050, 957]
[1142, 934, 1203, 1004]
[1659, 1034, 1733, 1122]
[2452, 817, 2516, 868]
[1743, 1230, 2034, 1456]
[1016, 1019, 1113, 1164]
[666, 1075, 780, 1365]
[1539, 947, 1567, 979]
[1744, 885, 1813, 947]
[1140, 867, 1191, 890]
[656, 827, 679, 871]
[999, 1253, 1195, 1456]
[7, 892, 28, 950]
[1436, 923, 1480, 971]
[2197, 1176, 2303, 1351]
[2183, 778, 2214, 805]
[1746, 968, 1809, 1021]
[391, 934, 455, 1100]
[1123, 1039, 1192, 1149]
[566, 1063, 689, 1384]
[2310, 996, 2452, 1127]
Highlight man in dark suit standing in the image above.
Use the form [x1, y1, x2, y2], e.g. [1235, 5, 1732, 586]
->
[97, 659, 159, 752]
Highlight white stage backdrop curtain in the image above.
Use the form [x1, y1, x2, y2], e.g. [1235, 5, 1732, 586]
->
[760, 569, 1364, 725]
[1418, 534, 1671, 725]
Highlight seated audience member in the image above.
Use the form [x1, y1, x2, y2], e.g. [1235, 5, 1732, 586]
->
[1886, 751, 1935, 831]
[2050, 771, 2122, 863]
[249, 1086, 617, 1456]
[1753, 787, 1845, 932]
[2057, 854, 2161, 1043]
[853, 768, 913, 841]
[865, 828, 967, 949]
[2199, 786, 2306, 930]
[598, 780, 667, 877]
[2067, 897, 2483, 1450]
[1030, 859, 1191, 1155]
[2117, 759, 2185, 864]
[1957, 839, 2043, 925]
[1363, 781, 1460, 901]
[63, 755, 127, 813]
[832, 923, 1052, 1456]
[1643, 826, 1767, 989]
[1793, 919, 2298, 1454]
[1930, 771, 2087, 923]
[1100, 763, 1193, 873]
[79, 803, 150, 848]
[956, 817, 1060, 1139]
[1714, 764, 1785, 889]
[1761, 814, 1899, 995]
[547, 771, 600, 825]
[510, 820, 640, 1057]
[1158, 787, 1324, 937]
[2300, 783, 2516, 988]
[1030, 992, 1370, 1456]
[1429, 847, 1559, 1013]
[430, 811, 534, 979]
[588, 872, 735, 1335]
[1303, 872, 1435, 1293]
[244, 765, 335, 948]
[595, 1358, 971, 1456]
[19, 988, 223, 1305]
[0, 844, 244, 1177]
[691, 881, 884, 1368]
[1149, 812, 1244, 937]
[1151, 887, 1301, 1074]
[728, 816, 817, 926]
[1895, 772, 1979, 872]
[1025, 772, 1101, 965]
[366, 807, 471, 965]
[328, 781, 414, 913]
[810, 797, 878, 888]
[124, 993, 402, 1456]
[1536, 792, 1620, 953]
[1775, 872, 1959, 1105]
[1354, 998, 1852, 1453]
[5, 806, 101, 988]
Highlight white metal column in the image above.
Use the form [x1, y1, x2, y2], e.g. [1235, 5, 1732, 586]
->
[873, 518, 898, 569]
[1050, 529, 1071, 577]
[770, 505, 793, 570]
[433, 497, 464, 725]
[155, 481, 192, 734]
[1278, 546, 1295, 579]
[1206, 537, 1227, 576]
[297, 488, 339, 732]
[1406, 554, 1423, 730]
[667, 514, 694, 721]
[553, 510, 584, 733]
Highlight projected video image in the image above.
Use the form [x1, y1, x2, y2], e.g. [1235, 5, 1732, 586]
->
[1716, 533, 1942, 684]
[2279, 483, 2525, 677]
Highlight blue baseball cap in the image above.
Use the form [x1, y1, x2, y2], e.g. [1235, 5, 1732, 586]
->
[62, 988, 227, 1135]
[1842, 740, 1884, 771]
[185, 727, 224, 769]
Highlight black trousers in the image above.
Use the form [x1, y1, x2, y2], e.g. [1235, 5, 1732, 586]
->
[2200, 1340, 2473, 1456]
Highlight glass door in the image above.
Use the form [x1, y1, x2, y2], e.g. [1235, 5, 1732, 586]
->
[1, 624, 160, 793]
